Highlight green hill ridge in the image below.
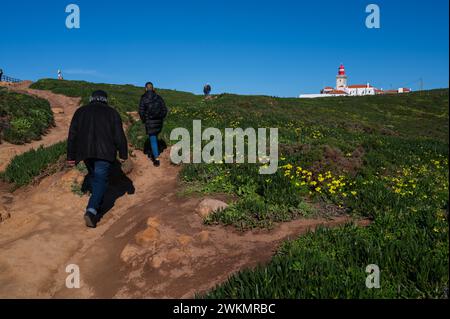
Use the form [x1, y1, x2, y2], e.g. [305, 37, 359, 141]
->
[8, 79, 446, 298]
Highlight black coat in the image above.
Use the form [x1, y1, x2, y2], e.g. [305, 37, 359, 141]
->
[139, 91, 168, 135]
[67, 102, 128, 163]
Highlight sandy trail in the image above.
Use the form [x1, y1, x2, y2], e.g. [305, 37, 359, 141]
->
[0, 151, 361, 299]
[0, 85, 366, 298]
[0, 81, 81, 171]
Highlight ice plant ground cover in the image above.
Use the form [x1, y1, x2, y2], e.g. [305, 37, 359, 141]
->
[0, 90, 54, 144]
[27, 80, 448, 298]
[1, 141, 66, 188]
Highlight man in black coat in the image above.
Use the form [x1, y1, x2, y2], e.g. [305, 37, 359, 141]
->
[67, 90, 128, 228]
[139, 82, 168, 167]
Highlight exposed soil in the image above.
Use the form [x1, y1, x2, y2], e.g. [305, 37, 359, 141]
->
[0, 84, 368, 298]
[311, 145, 365, 177]
[0, 81, 81, 171]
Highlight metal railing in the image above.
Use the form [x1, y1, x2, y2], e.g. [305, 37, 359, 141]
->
[0, 75, 22, 83]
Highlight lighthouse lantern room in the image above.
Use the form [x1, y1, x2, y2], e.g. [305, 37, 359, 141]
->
[336, 64, 348, 89]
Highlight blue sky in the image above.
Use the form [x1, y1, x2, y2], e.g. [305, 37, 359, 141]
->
[0, 0, 448, 96]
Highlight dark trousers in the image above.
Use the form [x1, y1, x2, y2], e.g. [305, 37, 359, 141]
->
[84, 159, 112, 215]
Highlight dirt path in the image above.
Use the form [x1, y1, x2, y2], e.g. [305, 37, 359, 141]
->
[0, 150, 363, 298]
[0, 81, 81, 171]
[0, 86, 367, 298]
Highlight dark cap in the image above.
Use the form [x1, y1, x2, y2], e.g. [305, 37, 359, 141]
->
[145, 82, 154, 91]
[90, 90, 108, 103]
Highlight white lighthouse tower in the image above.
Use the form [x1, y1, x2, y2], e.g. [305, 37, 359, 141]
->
[336, 64, 347, 89]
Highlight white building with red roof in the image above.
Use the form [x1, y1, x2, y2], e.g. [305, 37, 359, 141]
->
[299, 64, 411, 98]
[335, 64, 377, 96]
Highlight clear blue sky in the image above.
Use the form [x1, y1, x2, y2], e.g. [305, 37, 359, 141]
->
[1, 0, 448, 96]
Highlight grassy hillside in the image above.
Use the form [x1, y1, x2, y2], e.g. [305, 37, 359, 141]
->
[0, 89, 54, 144]
[30, 79, 199, 122]
[138, 89, 446, 228]
[25, 80, 449, 298]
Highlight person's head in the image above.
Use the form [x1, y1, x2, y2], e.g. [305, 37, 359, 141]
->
[89, 90, 108, 104]
[145, 82, 154, 92]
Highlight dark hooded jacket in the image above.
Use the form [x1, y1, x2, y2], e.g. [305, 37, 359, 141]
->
[139, 90, 168, 135]
[203, 84, 211, 95]
[67, 101, 128, 163]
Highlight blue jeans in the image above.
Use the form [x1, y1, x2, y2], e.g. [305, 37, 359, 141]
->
[84, 159, 112, 215]
[149, 135, 160, 159]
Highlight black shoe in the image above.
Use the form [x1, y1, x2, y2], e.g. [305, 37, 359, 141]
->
[153, 159, 160, 167]
[84, 212, 98, 228]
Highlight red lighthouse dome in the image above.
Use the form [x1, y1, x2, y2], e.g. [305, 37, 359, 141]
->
[338, 64, 346, 76]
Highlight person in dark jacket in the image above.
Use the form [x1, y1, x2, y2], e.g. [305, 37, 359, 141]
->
[203, 83, 211, 96]
[0, 69, 3, 82]
[67, 90, 128, 228]
[139, 82, 168, 167]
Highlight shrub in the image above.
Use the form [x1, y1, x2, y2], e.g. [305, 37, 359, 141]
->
[1, 141, 66, 187]
[0, 90, 54, 144]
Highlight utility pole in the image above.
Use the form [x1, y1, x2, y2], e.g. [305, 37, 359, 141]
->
[419, 77, 424, 94]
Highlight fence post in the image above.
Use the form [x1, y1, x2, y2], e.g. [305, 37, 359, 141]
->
[1, 75, 22, 84]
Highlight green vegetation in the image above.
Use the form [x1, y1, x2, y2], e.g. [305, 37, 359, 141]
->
[31, 78, 202, 148]
[3, 79, 199, 185]
[191, 90, 448, 298]
[1, 141, 66, 187]
[24, 80, 449, 297]
[0, 90, 54, 144]
[204, 155, 448, 298]
[30, 79, 198, 122]
[205, 213, 448, 298]
[71, 162, 88, 196]
[71, 181, 85, 197]
[174, 90, 448, 228]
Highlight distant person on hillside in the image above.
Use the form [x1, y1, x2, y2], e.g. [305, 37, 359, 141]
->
[57, 69, 63, 80]
[67, 90, 128, 228]
[203, 83, 211, 96]
[0, 69, 4, 82]
[139, 82, 168, 167]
